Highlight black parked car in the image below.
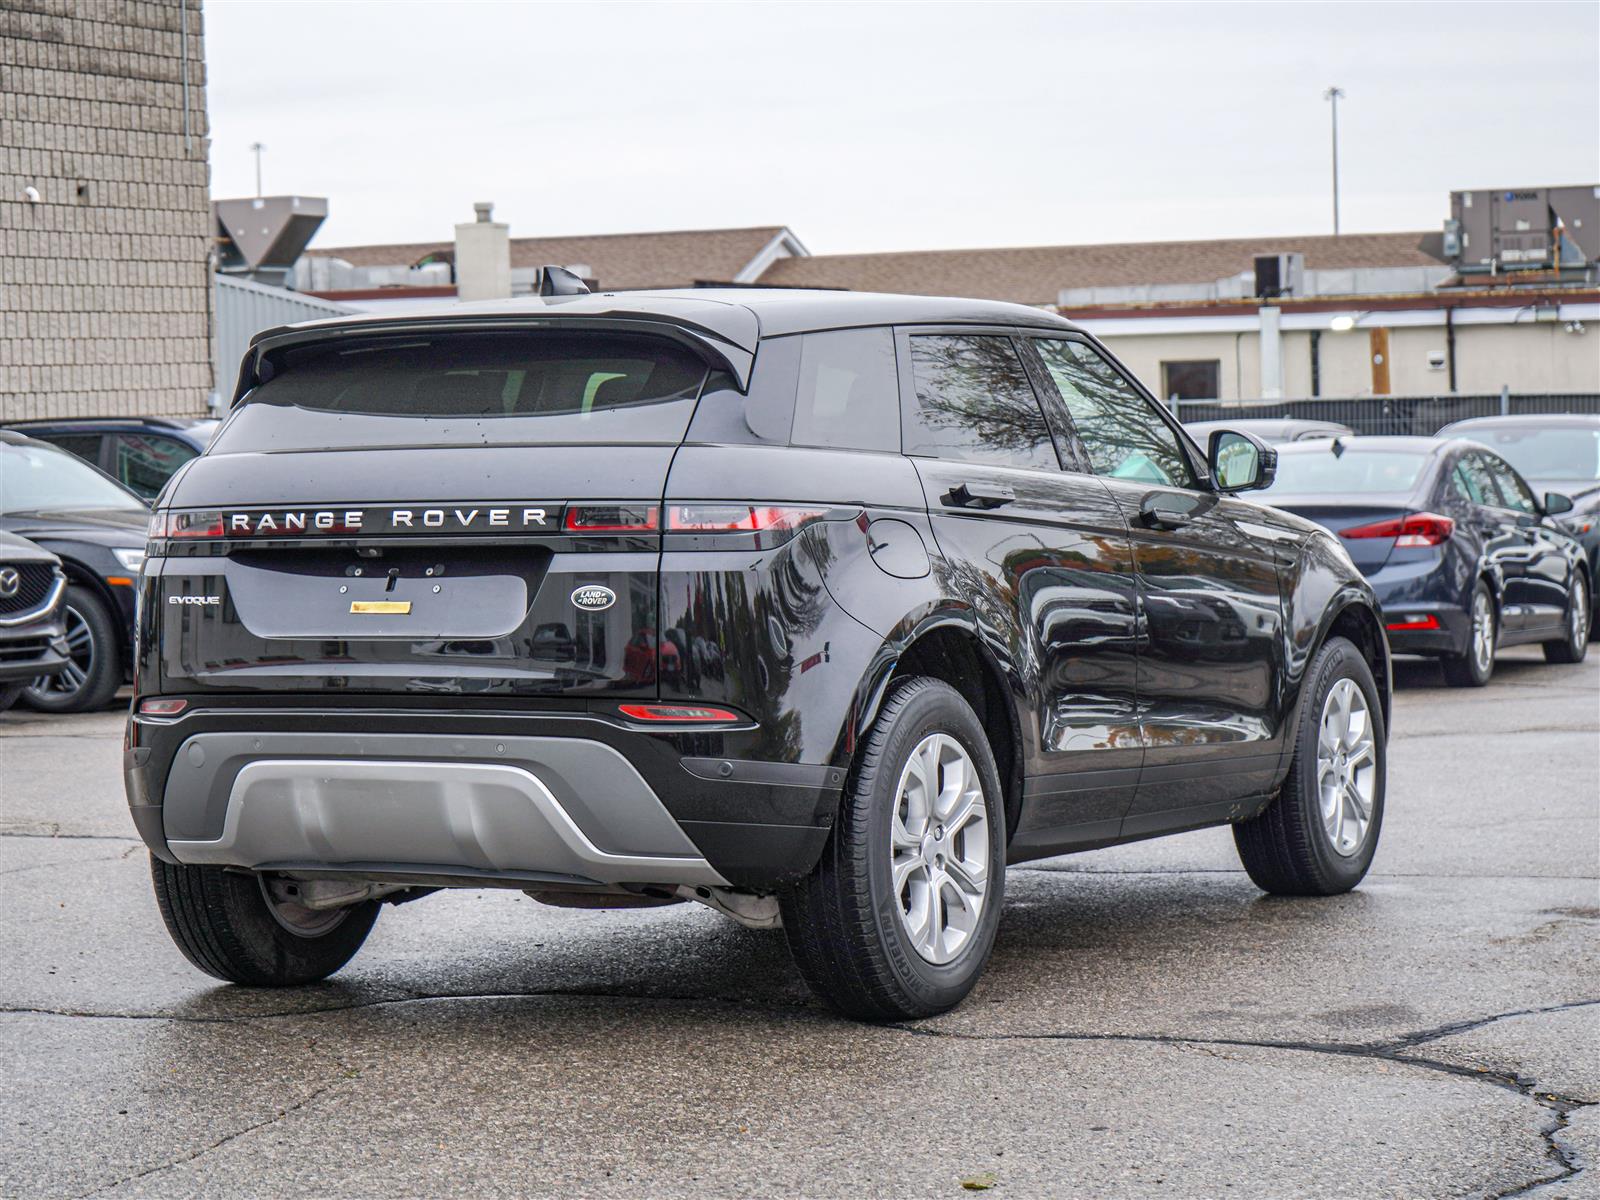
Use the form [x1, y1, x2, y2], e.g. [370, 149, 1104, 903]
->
[2, 417, 219, 501]
[1436, 414, 1600, 638]
[0, 432, 148, 711]
[0, 531, 69, 711]
[127, 287, 1392, 1020]
[1255, 436, 1589, 685]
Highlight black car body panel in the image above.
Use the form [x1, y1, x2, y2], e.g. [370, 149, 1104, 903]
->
[1258, 436, 1589, 658]
[126, 290, 1390, 893]
[1437, 415, 1600, 617]
[0, 532, 69, 685]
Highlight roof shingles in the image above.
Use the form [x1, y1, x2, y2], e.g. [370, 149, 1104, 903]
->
[308, 226, 787, 291]
[758, 232, 1435, 305]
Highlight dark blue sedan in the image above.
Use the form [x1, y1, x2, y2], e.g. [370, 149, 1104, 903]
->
[1255, 436, 1590, 686]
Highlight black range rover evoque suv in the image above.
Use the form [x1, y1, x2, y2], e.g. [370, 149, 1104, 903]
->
[127, 286, 1391, 1020]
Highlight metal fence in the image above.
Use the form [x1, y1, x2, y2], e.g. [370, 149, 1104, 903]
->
[1171, 393, 1600, 436]
[213, 275, 355, 409]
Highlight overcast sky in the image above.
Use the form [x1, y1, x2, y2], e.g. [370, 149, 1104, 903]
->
[205, 1, 1600, 256]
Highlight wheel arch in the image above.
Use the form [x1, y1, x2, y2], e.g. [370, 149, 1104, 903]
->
[840, 613, 1025, 843]
[1321, 598, 1391, 729]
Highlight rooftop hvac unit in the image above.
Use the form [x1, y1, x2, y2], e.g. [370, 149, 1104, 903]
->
[213, 196, 329, 287]
[1448, 185, 1599, 274]
[1253, 252, 1304, 299]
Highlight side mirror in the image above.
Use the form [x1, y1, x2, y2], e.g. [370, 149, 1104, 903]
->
[1208, 429, 1277, 493]
[1543, 491, 1575, 516]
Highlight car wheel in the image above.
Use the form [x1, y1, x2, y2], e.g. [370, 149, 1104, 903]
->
[1441, 581, 1496, 688]
[1544, 572, 1591, 665]
[20, 585, 122, 713]
[780, 677, 1006, 1021]
[150, 856, 379, 986]
[1234, 636, 1386, 896]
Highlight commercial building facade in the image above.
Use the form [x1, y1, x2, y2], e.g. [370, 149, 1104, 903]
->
[1, 0, 213, 420]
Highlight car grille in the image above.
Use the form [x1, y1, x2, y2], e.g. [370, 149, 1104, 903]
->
[0, 636, 50, 664]
[0, 563, 57, 616]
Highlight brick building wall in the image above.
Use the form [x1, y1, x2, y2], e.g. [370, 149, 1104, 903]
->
[1, 0, 212, 420]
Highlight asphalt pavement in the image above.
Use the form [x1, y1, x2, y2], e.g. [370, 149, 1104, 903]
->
[1, 646, 1595, 1198]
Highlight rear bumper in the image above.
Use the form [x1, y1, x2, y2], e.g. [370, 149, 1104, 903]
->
[1367, 558, 1470, 657]
[125, 703, 840, 890]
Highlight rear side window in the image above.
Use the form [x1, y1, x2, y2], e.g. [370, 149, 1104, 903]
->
[112, 433, 198, 500]
[791, 329, 899, 452]
[216, 331, 709, 451]
[1450, 453, 1499, 505]
[904, 334, 1058, 470]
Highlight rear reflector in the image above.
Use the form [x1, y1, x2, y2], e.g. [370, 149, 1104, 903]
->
[564, 504, 660, 533]
[138, 698, 188, 716]
[667, 505, 828, 534]
[1341, 512, 1455, 547]
[1385, 614, 1441, 631]
[617, 703, 742, 723]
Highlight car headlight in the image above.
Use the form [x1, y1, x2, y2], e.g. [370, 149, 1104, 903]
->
[112, 548, 146, 573]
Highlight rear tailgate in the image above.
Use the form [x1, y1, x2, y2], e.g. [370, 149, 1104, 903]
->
[143, 325, 711, 699]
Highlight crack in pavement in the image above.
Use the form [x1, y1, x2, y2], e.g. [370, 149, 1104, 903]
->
[5, 993, 1597, 1196]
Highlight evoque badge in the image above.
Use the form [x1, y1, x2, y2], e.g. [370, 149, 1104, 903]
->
[571, 585, 616, 612]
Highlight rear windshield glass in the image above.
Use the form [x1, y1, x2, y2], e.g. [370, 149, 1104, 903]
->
[1464, 427, 1600, 482]
[215, 331, 709, 451]
[1259, 447, 1429, 495]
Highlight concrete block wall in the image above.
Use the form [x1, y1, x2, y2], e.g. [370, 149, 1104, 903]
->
[1, 0, 212, 420]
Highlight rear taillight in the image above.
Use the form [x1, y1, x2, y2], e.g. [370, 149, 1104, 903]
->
[617, 703, 743, 723]
[150, 511, 227, 538]
[1340, 512, 1455, 548]
[1385, 614, 1441, 631]
[138, 698, 188, 716]
[564, 504, 660, 533]
[667, 505, 828, 534]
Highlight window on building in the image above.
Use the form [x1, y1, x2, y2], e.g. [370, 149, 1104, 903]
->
[904, 335, 1059, 470]
[1160, 360, 1221, 402]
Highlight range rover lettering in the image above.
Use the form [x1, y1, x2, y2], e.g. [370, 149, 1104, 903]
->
[127, 286, 1392, 1020]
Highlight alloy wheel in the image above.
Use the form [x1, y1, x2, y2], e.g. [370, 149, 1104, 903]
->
[1471, 590, 1495, 674]
[1316, 678, 1377, 857]
[29, 604, 94, 700]
[889, 733, 991, 965]
[1572, 577, 1590, 646]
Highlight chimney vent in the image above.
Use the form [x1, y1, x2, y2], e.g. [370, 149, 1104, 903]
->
[474, 202, 494, 224]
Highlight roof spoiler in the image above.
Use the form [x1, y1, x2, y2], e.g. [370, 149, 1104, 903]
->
[233, 314, 755, 407]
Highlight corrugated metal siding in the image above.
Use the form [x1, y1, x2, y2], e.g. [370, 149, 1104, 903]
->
[213, 276, 355, 406]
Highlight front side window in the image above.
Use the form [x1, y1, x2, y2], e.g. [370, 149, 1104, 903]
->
[904, 335, 1058, 470]
[1482, 453, 1537, 513]
[1032, 338, 1195, 488]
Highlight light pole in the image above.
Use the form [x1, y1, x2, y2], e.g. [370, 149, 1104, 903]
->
[250, 142, 266, 198]
[1323, 87, 1344, 236]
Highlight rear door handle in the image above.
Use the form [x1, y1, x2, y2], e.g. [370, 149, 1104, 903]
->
[942, 481, 1016, 510]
